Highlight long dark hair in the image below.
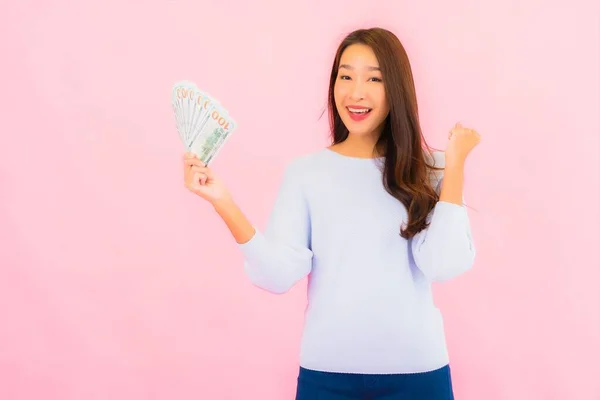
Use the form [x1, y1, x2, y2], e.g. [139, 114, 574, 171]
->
[327, 27, 441, 239]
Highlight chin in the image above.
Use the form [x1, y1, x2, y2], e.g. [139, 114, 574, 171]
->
[339, 111, 386, 138]
[340, 117, 380, 137]
[346, 126, 376, 137]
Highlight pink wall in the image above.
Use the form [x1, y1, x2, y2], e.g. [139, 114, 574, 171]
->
[1, 0, 598, 399]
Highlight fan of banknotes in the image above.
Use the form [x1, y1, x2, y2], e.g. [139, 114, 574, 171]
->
[171, 80, 237, 165]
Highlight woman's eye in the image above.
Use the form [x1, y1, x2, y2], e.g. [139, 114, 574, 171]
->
[338, 75, 381, 82]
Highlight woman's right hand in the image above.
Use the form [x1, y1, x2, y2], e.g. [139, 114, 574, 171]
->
[183, 152, 231, 205]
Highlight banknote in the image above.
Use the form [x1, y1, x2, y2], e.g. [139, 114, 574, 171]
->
[188, 100, 237, 165]
[171, 80, 237, 165]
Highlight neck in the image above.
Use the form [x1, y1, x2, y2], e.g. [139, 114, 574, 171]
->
[331, 131, 382, 158]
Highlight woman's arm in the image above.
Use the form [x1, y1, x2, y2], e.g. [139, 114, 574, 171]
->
[438, 159, 465, 206]
[212, 198, 256, 244]
[184, 152, 313, 294]
[220, 159, 313, 294]
[411, 151, 476, 282]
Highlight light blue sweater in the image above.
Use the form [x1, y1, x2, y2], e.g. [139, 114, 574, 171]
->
[238, 148, 475, 374]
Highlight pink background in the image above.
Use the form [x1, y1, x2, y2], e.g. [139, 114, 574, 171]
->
[1, 0, 598, 399]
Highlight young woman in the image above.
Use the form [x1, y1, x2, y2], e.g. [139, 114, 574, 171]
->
[183, 27, 480, 400]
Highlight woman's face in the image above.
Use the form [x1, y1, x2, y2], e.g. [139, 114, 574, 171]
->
[334, 43, 390, 140]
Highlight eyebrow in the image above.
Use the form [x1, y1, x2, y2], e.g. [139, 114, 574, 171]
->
[339, 64, 380, 71]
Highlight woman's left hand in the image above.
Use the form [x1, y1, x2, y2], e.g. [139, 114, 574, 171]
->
[445, 122, 481, 166]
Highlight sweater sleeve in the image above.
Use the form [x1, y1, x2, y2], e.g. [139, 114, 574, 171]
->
[237, 159, 313, 294]
[410, 151, 476, 282]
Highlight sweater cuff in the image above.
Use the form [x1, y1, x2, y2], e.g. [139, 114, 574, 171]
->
[432, 201, 468, 225]
[238, 228, 268, 262]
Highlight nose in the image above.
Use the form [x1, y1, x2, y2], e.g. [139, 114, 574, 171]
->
[349, 80, 366, 101]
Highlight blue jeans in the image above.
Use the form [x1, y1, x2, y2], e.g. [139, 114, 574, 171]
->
[295, 365, 454, 400]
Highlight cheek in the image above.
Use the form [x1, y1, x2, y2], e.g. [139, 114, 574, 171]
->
[333, 86, 347, 112]
[333, 84, 344, 102]
[372, 90, 389, 117]
[378, 92, 390, 116]
[376, 89, 388, 110]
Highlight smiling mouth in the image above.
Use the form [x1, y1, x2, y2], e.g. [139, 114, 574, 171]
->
[346, 106, 372, 122]
[347, 107, 372, 114]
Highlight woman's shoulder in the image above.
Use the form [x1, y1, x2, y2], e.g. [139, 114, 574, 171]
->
[277, 149, 327, 186]
[284, 148, 335, 172]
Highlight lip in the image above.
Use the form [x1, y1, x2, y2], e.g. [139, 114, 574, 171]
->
[346, 105, 372, 122]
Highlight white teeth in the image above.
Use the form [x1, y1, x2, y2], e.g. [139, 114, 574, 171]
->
[348, 108, 371, 114]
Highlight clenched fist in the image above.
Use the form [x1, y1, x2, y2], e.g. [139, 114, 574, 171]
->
[446, 122, 481, 166]
[183, 152, 231, 204]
